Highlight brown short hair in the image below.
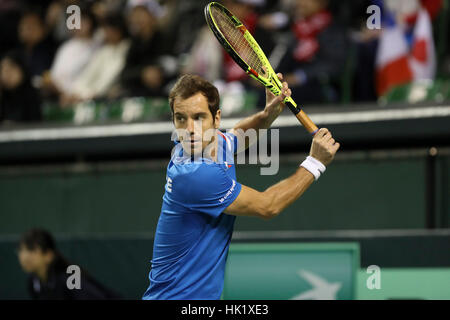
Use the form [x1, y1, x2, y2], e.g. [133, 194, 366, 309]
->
[169, 74, 220, 119]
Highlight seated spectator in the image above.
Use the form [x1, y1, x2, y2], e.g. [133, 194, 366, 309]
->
[44, 0, 83, 44]
[348, 0, 380, 102]
[119, 2, 174, 97]
[182, 25, 223, 83]
[90, 0, 127, 22]
[17, 8, 57, 84]
[62, 14, 130, 104]
[0, 50, 41, 124]
[277, 0, 348, 104]
[17, 228, 120, 300]
[47, 10, 101, 98]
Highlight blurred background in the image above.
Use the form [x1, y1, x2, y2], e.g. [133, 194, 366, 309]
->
[0, 0, 449, 300]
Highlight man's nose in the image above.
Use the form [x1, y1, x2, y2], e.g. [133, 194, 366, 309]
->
[186, 119, 201, 135]
[186, 118, 195, 135]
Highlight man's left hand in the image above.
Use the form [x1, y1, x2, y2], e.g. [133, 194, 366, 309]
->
[264, 73, 291, 117]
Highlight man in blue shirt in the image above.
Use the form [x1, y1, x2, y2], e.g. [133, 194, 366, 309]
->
[143, 74, 339, 300]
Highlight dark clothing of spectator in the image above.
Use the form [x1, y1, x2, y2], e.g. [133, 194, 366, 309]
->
[120, 31, 167, 97]
[353, 39, 378, 102]
[21, 35, 57, 79]
[278, 11, 348, 104]
[0, 51, 41, 123]
[0, 80, 41, 122]
[27, 255, 120, 300]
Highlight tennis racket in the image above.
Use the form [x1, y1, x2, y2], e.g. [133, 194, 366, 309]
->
[204, 1, 318, 135]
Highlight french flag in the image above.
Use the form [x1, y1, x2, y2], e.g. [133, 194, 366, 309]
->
[375, 1, 436, 96]
[375, 3, 413, 96]
[409, 8, 436, 81]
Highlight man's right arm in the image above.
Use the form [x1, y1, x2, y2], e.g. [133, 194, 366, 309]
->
[224, 128, 339, 220]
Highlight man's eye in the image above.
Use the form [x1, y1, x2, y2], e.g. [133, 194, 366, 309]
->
[177, 117, 185, 122]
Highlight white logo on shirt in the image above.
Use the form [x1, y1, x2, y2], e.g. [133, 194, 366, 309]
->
[166, 177, 173, 193]
[219, 180, 236, 203]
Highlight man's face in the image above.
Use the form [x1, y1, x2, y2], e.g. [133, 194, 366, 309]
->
[128, 7, 157, 38]
[17, 245, 48, 274]
[73, 16, 93, 38]
[173, 92, 221, 157]
[0, 58, 24, 90]
[296, 0, 326, 19]
[18, 14, 45, 47]
[103, 26, 123, 44]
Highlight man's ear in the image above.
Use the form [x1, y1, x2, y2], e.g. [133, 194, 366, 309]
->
[214, 110, 221, 129]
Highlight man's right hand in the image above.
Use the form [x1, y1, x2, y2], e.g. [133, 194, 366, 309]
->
[309, 128, 340, 166]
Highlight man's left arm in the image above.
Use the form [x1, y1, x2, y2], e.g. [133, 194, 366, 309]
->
[229, 73, 291, 152]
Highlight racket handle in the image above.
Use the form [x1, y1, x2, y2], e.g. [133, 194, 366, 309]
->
[296, 110, 319, 135]
[284, 98, 319, 135]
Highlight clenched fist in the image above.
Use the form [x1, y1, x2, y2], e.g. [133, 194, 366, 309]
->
[309, 128, 340, 166]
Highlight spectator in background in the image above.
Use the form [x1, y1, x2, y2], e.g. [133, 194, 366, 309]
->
[119, 1, 175, 97]
[17, 9, 57, 84]
[349, 0, 380, 102]
[0, 50, 41, 124]
[61, 14, 130, 105]
[45, 9, 101, 101]
[182, 25, 223, 83]
[278, 0, 347, 104]
[44, 0, 77, 45]
[90, 0, 127, 22]
[17, 228, 120, 300]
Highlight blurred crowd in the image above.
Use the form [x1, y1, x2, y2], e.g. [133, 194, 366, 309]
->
[0, 0, 448, 124]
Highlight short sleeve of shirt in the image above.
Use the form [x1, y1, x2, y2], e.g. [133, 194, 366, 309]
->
[173, 163, 242, 218]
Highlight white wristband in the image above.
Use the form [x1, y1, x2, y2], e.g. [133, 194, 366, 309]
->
[300, 156, 326, 181]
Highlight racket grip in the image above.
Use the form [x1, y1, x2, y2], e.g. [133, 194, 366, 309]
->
[284, 99, 319, 135]
[296, 110, 319, 135]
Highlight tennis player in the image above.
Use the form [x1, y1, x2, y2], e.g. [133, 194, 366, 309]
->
[142, 74, 339, 300]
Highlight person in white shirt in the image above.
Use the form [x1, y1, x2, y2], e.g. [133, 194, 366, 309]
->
[62, 14, 131, 104]
[49, 11, 101, 97]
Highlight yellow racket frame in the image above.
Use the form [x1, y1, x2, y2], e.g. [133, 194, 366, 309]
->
[205, 2, 318, 134]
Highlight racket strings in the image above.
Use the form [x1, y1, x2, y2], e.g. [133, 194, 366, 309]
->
[211, 7, 265, 76]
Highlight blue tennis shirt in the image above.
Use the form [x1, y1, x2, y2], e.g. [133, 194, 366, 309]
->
[143, 131, 242, 300]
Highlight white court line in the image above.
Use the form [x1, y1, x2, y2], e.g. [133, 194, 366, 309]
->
[0, 105, 449, 143]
